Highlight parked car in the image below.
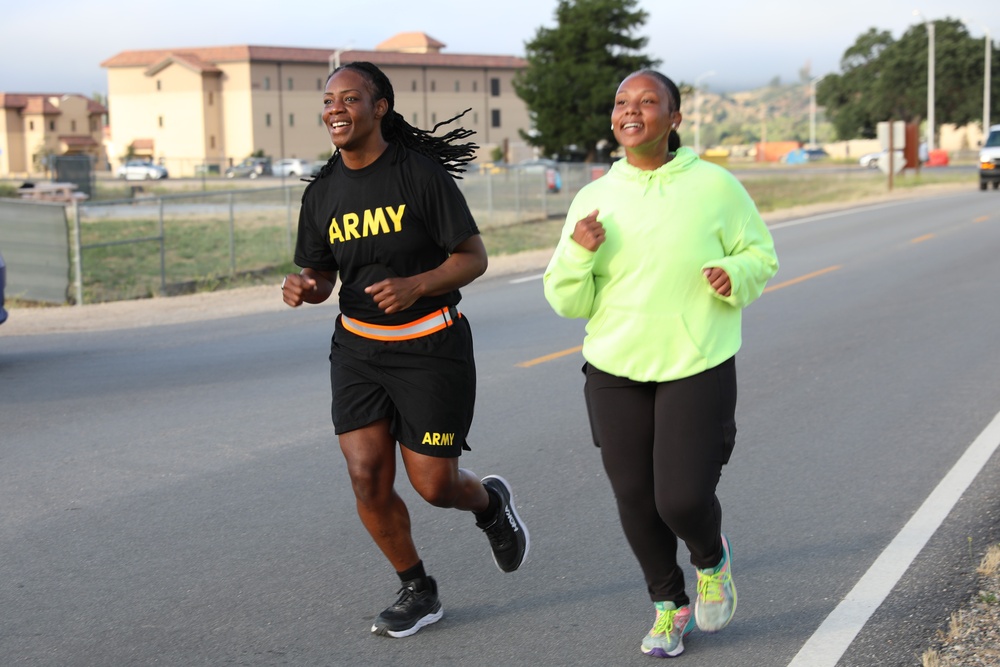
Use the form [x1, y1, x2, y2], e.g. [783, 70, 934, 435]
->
[979, 124, 1000, 191]
[859, 150, 905, 170]
[272, 158, 311, 177]
[117, 160, 169, 180]
[513, 158, 563, 192]
[783, 148, 828, 164]
[0, 250, 8, 326]
[226, 157, 272, 179]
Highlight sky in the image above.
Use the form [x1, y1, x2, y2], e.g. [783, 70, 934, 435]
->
[2, 0, 998, 96]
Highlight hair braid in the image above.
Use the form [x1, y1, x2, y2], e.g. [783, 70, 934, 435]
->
[309, 61, 478, 182]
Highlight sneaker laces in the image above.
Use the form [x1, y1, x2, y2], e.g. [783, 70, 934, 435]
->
[696, 566, 729, 603]
[388, 583, 420, 611]
[482, 514, 512, 550]
[651, 606, 680, 636]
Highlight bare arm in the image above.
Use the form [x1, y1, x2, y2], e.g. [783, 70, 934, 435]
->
[364, 235, 488, 315]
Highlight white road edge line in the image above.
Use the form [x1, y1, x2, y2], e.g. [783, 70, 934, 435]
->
[787, 409, 1000, 667]
[509, 273, 544, 284]
[767, 201, 909, 230]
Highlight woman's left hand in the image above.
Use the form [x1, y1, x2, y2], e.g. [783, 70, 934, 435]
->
[703, 267, 732, 297]
[366, 277, 421, 314]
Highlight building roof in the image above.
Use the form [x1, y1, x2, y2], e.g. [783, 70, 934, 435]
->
[0, 93, 106, 115]
[376, 32, 446, 54]
[101, 37, 527, 71]
[146, 52, 223, 76]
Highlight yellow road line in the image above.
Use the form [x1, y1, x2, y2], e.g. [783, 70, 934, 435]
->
[764, 265, 842, 293]
[516, 345, 583, 368]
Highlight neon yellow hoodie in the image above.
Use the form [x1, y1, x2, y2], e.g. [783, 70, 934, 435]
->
[543, 147, 778, 382]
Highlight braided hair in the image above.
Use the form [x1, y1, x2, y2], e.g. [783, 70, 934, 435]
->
[311, 61, 478, 181]
[628, 69, 683, 153]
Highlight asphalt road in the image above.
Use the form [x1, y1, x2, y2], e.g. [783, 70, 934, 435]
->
[2, 190, 999, 666]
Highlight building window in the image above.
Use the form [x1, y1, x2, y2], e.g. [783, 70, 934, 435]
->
[158, 116, 164, 128]
[264, 76, 271, 90]
[491, 109, 501, 127]
[157, 80, 161, 91]
[412, 113, 418, 125]
[29, 120, 34, 130]
[412, 80, 417, 92]
[430, 80, 436, 92]
[208, 92, 214, 105]
[49, 120, 56, 131]
[455, 81, 460, 92]
[490, 78, 500, 96]
[432, 112, 437, 124]
[473, 81, 478, 92]
[266, 113, 271, 127]
[317, 78, 323, 90]
[474, 112, 479, 124]
[90, 118, 97, 132]
[318, 113, 323, 126]
[289, 113, 295, 127]
[287, 77, 293, 90]
[210, 136, 216, 149]
[71, 120, 77, 132]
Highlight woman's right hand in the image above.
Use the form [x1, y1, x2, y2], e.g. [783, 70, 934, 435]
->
[281, 269, 335, 307]
[572, 209, 605, 251]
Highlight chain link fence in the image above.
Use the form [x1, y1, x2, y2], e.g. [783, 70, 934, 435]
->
[67, 163, 605, 304]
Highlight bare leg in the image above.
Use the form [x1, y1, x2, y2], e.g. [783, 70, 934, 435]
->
[339, 419, 421, 571]
[399, 446, 490, 513]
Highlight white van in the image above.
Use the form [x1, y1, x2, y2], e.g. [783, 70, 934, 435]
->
[979, 124, 1000, 191]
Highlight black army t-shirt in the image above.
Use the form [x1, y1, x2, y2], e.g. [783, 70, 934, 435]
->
[295, 144, 479, 326]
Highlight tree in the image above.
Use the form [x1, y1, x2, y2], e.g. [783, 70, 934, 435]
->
[818, 18, 999, 140]
[512, 0, 657, 161]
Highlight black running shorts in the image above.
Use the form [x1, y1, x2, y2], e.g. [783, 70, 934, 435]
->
[328, 313, 476, 457]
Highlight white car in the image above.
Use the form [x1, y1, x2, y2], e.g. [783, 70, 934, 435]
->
[272, 158, 311, 177]
[858, 150, 904, 170]
[117, 160, 168, 180]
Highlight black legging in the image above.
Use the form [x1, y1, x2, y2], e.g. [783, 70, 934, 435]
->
[583, 356, 737, 605]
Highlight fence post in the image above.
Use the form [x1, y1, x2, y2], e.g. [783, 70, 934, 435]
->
[485, 171, 494, 227]
[72, 200, 83, 306]
[159, 197, 166, 294]
[285, 185, 293, 254]
[229, 192, 236, 276]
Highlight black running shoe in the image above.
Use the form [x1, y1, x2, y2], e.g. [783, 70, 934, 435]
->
[371, 577, 443, 638]
[477, 475, 530, 572]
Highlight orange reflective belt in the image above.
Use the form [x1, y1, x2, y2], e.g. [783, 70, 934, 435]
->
[340, 307, 461, 341]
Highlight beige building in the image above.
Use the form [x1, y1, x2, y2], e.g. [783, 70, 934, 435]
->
[0, 93, 107, 176]
[100, 32, 534, 176]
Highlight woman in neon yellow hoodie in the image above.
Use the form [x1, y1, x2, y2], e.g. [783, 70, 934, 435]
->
[544, 70, 778, 659]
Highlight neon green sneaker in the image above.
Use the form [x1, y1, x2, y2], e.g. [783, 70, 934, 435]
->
[640, 601, 694, 658]
[694, 533, 737, 632]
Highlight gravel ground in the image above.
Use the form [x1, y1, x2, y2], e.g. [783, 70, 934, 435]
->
[921, 544, 1000, 667]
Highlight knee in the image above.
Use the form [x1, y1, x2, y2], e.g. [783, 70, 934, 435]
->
[656, 491, 711, 528]
[413, 479, 458, 508]
[344, 461, 389, 507]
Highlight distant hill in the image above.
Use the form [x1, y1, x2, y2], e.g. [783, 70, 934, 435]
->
[680, 81, 832, 150]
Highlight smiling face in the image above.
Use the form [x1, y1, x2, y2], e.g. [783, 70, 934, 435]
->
[611, 72, 682, 169]
[322, 68, 389, 160]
